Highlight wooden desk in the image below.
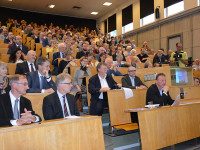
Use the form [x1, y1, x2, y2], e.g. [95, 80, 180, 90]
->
[0, 116, 105, 150]
[127, 103, 200, 150]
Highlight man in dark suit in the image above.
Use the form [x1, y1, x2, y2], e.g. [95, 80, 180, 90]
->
[88, 62, 122, 116]
[0, 75, 41, 127]
[43, 73, 80, 120]
[122, 67, 147, 89]
[153, 49, 166, 65]
[7, 35, 29, 55]
[42, 32, 52, 47]
[15, 50, 37, 75]
[26, 57, 56, 93]
[52, 43, 66, 75]
[35, 32, 45, 44]
[146, 73, 176, 106]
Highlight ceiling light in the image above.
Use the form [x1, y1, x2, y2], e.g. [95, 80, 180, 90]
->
[48, 5, 55, 8]
[91, 12, 98, 15]
[8, 0, 12, 1]
[103, 2, 112, 6]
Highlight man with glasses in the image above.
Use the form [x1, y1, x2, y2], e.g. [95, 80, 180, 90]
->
[42, 73, 80, 120]
[122, 67, 147, 89]
[0, 75, 41, 127]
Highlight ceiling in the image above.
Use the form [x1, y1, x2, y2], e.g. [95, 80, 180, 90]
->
[1, 0, 127, 20]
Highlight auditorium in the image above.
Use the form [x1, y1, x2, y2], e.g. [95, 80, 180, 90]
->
[0, 0, 200, 149]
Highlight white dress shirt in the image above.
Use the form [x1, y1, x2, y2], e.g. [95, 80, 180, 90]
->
[57, 90, 71, 117]
[98, 74, 109, 99]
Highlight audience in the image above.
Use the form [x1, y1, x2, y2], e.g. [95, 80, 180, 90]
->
[9, 48, 24, 63]
[105, 57, 123, 76]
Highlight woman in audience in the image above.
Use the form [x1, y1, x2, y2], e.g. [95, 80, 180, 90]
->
[95, 53, 106, 67]
[46, 40, 58, 58]
[144, 60, 153, 68]
[109, 45, 116, 57]
[126, 49, 141, 63]
[57, 50, 77, 75]
[9, 48, 24, 63]
[73, 56, 92, 112]
[0, 61, 10, 94]
[130, 56, 140, 68]
[88, 53, 95, 67]
[124, 46, 132, 57]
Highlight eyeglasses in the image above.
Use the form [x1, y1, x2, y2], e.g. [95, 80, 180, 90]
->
[60, 82, 72, 85]
[128, 70, 136, 72]
[16, 82, 29, 86]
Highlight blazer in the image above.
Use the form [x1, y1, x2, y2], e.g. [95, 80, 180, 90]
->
[122, 74, 146, 89]
[7, 43, 29, 55]
[42, 38, 49, 47]
[15, 61, 37, 75]
[88, 74, 117, 115]
[146, 84, 174, 106]
[52, 52, 62, 67]
[76, 51, 89, 59]
[42, 92, 80, 120]
[0, 93, 41, 127]
[72, 67, 92, 95]
[153, 54, 166, 64]
[26, 71, 56, 93]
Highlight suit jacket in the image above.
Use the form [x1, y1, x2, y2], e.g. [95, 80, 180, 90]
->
[4, 38, 10, 44]
[15, 61, 37, 75]
[88, 74, 117, 115]
[52, 52, 62, 67]
[26, 71, 56, 93]
[153, 54, 166, 64]
[122, 74, 146, 89]
[146, 84, 174, 106]
[76, 51, 89, 59]
[42, 38, 49, 47]
[0, 93, 41, 127]
[42, 92, 80, 120]
[7, 43, 29, 55]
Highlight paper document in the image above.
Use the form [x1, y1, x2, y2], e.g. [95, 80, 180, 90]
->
[65, 116, 82, 119]
[171, 94, 180, 106]
[123, 88, 134, 99]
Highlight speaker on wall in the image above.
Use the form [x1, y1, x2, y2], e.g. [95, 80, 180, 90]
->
[155, 6, 160, 19]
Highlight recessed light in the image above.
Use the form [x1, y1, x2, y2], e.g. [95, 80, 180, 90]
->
[91, 12, 98, 15]
[103, 2, 112, 6]
[48, 5, 55, 8]
[8, 0, 12, 1]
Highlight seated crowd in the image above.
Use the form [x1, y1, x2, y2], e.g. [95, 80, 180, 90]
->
[0, 18, 199, 127]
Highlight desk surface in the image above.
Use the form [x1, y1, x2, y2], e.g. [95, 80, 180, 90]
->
[126, 102, 200, 150]
[0, 116, 105, 150]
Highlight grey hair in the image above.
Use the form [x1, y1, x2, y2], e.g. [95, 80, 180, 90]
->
[55, 73, 72, 87]
[9, 75, 26, 86]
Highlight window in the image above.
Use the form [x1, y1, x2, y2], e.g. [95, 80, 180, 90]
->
[140, 13, 155, 26]
[164, 1, 184, 18]
[198, 0, 200, 6]
[122, 22, 133, 34]
[108, 30, 117, 37]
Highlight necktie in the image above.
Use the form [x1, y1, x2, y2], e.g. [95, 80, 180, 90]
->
[14, 99, 19, 120]
[62, 53, 65, 58]
[63, 95, 69, 117]
[30, 63, 34, 72]
[40, 76, 44, 89]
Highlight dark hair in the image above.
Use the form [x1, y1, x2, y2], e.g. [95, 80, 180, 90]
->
[98, 53, 106, 62]
[96, 62, 107, 72]
[36, 56, 50, 67]
[156, 73, 166, 80]
[9, 48, 24, 63]
[194, 77, 200, 81]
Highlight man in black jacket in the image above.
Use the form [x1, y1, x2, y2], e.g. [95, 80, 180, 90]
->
[0, 75, 41, 127]
[122, 67, 147, 89]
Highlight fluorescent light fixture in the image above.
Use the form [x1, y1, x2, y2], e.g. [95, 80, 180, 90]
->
[48, 5, 55, 8]
[91, 12, 98, 15]
[8, 0, 12, 1]
[103, 2, 112, 6]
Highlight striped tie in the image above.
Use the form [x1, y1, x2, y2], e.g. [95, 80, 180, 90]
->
[63, 95, 68, 117]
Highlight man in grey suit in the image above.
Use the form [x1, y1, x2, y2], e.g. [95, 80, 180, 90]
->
[122, 67, 147, 89]
[42, 73, 80, 120]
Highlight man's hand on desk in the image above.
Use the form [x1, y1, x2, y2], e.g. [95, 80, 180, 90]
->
[137, 85, 147, 89]
[16, 108, 36, 125]
[100, 87, 110, 92]
[117, 84, 122, 88]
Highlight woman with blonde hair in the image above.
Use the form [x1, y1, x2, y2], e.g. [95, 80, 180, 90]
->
[130, 56, 140, 68]
[0, 62, 10, 94]
[126, 49, 141, 63]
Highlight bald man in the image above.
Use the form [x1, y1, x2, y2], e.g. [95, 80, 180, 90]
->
[15, 50, 37, 75]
